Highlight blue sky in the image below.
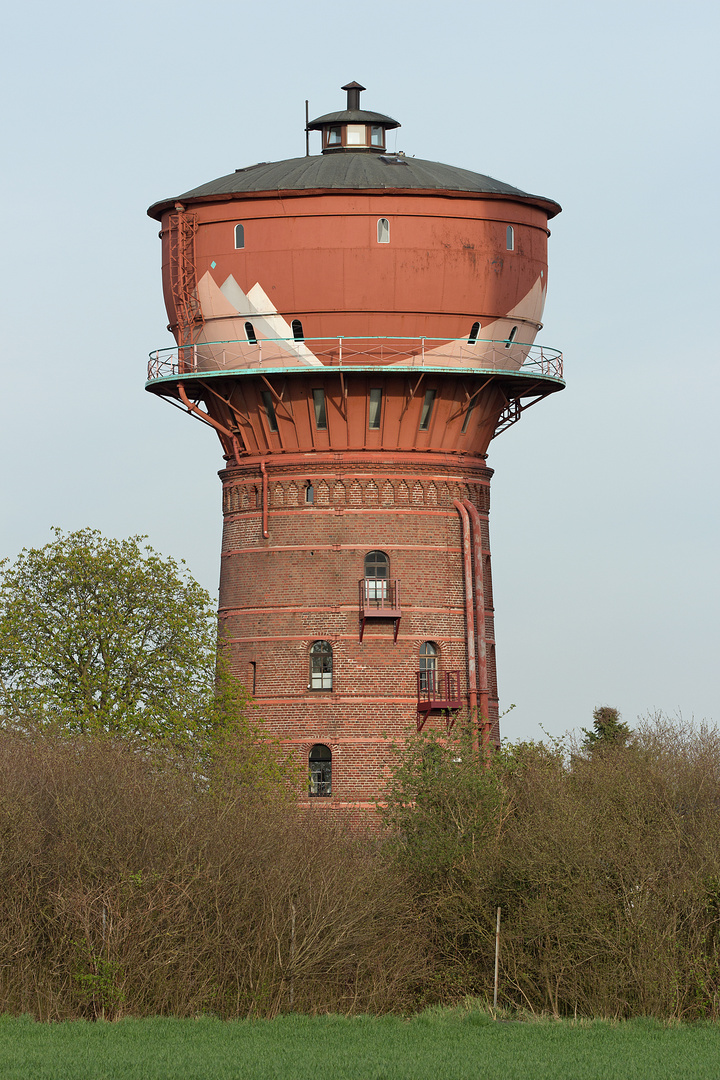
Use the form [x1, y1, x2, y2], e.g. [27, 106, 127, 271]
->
[2, 0, 718, 741]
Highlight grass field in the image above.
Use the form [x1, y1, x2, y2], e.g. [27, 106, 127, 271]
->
[1, 1008, 719, 1080]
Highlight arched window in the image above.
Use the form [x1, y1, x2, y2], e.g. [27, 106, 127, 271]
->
[292, 319, 304, 341]
[234, 223, 245, 249]
[310, 640, 332, 690]
[364, 550, 389, 603]
[506, 225, 514, 251]
[377, 218, 390, 244]
[468, 321, 480, 345]
[245, 321, 257, 345]
[419, 641, 438, 693]
[305, 481, 314, 505]
[309, 744, 332, 797]
[504, 326, 518, 349]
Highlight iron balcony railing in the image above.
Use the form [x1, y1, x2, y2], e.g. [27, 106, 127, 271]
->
[359, 578, 401, 642]
[416, 670, 462, 714]
[147, 336, 563, 381]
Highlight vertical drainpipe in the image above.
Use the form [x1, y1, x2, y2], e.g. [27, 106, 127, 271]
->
[260, 460, 269, 538]
[453, 501, 478, 746]
[463, 499, 490, 753]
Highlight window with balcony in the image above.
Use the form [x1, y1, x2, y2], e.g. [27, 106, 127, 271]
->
[364, 550, 389, 602]
[309, 744, 332, 797]
[310, 640, 333, 690]
[359, 552, 400, 642]
[234, 223, 245, 249]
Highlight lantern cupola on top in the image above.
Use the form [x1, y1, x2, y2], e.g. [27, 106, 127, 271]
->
[307, 81, 400, 153]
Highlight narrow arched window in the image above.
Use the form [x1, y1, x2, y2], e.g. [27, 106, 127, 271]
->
[468, 321, 480, 345]
[309, 744, 332, 797]
[245, 321, 257, 345]
[364, 550, 389, 603]
[305, 481, 314, 505]
[419, 641, 438, 693]
[292, 319, 304, 341]
[377, 218, 390, 244]
[506, 225, 514, 251]
[310, 640, 332, 690]
[235, 223, 245, 249]
[504, 326, 518, 349]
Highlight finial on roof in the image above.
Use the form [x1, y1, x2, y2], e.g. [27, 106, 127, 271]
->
[341, 81, 366, 111]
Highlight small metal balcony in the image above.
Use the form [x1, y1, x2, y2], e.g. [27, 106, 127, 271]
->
[359, 578, 401, 642]
[416, 670, 462, 729]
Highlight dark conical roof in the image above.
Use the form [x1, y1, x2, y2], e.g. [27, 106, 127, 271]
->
[148, 153, 561, 220]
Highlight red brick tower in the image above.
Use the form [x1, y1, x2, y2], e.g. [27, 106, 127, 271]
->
[146, 83, 563, 810]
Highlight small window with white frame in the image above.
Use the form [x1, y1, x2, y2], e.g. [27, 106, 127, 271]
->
[377, 218, 390, 244]
[346, 124, 366, 145]
[370, 125, 384, 147]
[234, 223, 245, 249]
[309, 641, 333, 690]
[506, 225, 514, 251]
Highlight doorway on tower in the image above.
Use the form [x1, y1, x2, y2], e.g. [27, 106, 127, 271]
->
[359, 551, 401, 642]
[416, 641, 462, 729]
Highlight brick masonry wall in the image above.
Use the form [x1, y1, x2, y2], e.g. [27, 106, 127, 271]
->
[218, 454, 499, 807]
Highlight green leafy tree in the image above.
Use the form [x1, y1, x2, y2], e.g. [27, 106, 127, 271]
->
[581, 705, 632, 753]
[0, 528, 217, 746]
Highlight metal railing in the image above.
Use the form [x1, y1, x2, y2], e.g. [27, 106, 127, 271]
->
[147, 336, 563, 381]
[359, 578, 401, 615]
[416, 670, 462, 712]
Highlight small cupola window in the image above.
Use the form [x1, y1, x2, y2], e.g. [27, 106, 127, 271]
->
[307, 82, 401, 155]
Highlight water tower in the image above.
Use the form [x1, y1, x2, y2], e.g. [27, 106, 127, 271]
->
[146, 83, 563, 810]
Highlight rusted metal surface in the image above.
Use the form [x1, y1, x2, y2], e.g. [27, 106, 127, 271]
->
[260, 460, 269, 538]
[167, 205, 203, 346]
[463, 498, 491, 749]
[453, 500, 478, 734]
